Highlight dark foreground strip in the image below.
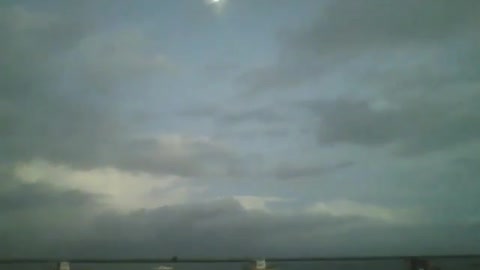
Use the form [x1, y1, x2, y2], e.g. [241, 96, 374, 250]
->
[1, 254, 480, 264]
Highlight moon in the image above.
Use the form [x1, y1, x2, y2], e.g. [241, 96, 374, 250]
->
[205, 0, 227, 15]
[206, 0, 222, 5]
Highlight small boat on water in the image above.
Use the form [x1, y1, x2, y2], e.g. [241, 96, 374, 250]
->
[153, 266, 174, 270]
[243, 259, 276, 270]
[408, 258, 440, 270]
[57, 261, 70, 270]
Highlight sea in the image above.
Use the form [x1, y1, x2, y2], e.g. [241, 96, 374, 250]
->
[2, 259, 480, 270]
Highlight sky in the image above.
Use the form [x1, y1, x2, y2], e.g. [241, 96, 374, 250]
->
[1, 0, 480, 258]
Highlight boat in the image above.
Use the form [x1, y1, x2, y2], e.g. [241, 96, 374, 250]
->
[153, 266, 174, 270]
[57, 261, 70, 270]
[243, 259, 276, 270]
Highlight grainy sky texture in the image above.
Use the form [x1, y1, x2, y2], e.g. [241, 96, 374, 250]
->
[1, 0, 480, 258]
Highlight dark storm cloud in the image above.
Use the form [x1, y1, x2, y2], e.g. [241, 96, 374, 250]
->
[294, 0, 479, 55]
[2, 1, 480, 261]
[1, 158, 479, 257]
[309, 98, 480, 155]
[235, 0, 480, 155]
[274, 161, 354, 181]
[0, 175, 101, 257]
[0, 5, 121, 165]
[0, 182, 96, 213]
[1, 197, 479, 258]
[178, 105, 290, 141]
[452, 157, 480, 173]
[220, 108, 284, 125]
[0, 170, 100, 215]
[0, 5, 238, 178]
[180, 105, 285, 126]
[243, 0, 480, 92]
[110, 137, 242, 178]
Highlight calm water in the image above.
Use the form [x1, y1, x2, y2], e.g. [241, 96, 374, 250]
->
[2, 260, 480, 270]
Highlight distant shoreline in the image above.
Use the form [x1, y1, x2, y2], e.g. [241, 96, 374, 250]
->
[2, 254, 480, 264]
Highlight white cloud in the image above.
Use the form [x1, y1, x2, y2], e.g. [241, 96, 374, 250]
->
[232, 195, 287, 212]
[306, 199, 416, 224]
[14, 160, 204, 212]
[111, 133, 243, 178]
[153, 134, 231, 159]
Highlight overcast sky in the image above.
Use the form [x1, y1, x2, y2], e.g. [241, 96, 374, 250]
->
[1, 0, 480, 258]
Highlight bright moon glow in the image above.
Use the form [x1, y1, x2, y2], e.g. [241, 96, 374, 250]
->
[205, 0, 227, 15]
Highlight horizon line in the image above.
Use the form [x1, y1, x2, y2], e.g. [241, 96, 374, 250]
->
[2, 254, 480, 264]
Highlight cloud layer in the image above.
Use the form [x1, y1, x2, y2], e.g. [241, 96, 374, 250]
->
[1, 0, 480, 258]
